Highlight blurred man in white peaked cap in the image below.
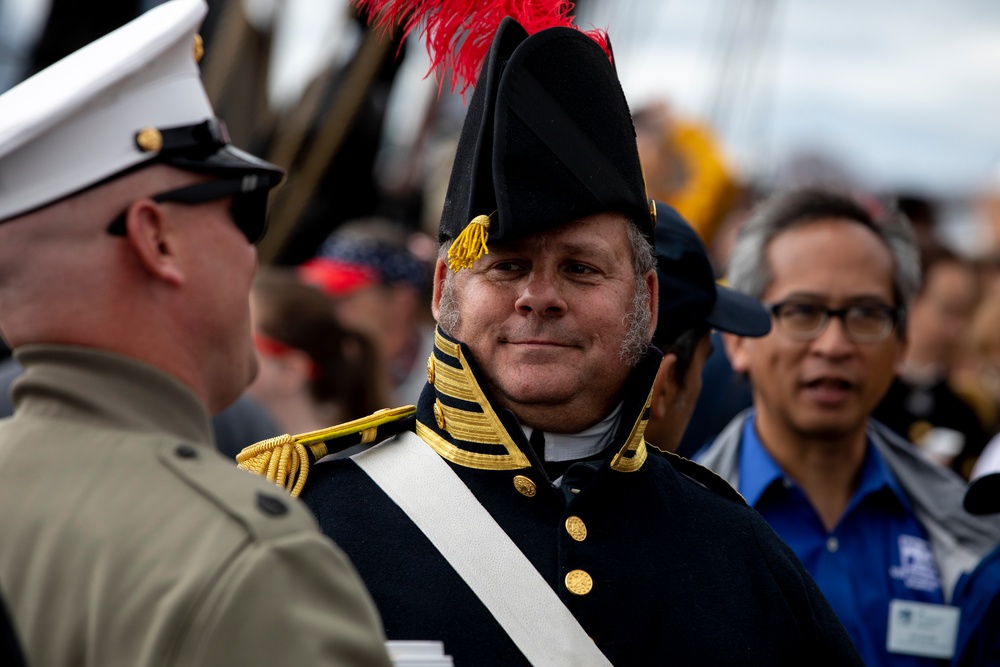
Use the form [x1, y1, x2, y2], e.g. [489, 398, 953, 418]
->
[0, 1, 392, 665]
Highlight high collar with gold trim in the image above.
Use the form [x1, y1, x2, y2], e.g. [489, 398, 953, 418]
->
[419, 327, 663, 473]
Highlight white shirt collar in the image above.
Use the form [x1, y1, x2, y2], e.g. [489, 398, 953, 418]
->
[519, 403, 624, 462]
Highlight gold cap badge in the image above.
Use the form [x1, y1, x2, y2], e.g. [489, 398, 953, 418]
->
[193, 34, 204, 63]
[135, 127, 163, 152]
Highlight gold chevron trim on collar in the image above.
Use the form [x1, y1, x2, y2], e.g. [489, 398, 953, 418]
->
[438, 403, 504, 443]
[609, 385, 654, 473]
[435, 332, 462, 358]
[431, 330, 531, 469]
[432, 359, 479, 404]
[417, 421, 531, 470]
[431, 328, 653, 473]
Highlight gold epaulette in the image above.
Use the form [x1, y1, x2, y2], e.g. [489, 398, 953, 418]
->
[236, 406, 416, 497]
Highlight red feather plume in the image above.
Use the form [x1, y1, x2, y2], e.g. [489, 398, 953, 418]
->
[354, 0, 610, 94]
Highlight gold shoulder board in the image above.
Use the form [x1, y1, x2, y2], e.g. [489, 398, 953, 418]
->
[236, 405, 416, 497]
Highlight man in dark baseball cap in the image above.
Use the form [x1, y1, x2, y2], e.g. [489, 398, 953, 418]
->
[645, 200, 770, 452]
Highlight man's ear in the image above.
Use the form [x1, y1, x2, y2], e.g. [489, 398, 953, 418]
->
[723, 332, 750, 374]
[645, 269, 658, 340]
[431, 259, 448, 320]
[124, 199, 184, 286]
[649, 354, 678, 420]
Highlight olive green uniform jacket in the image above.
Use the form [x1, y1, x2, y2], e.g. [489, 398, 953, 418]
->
[0, 345, 391, 667]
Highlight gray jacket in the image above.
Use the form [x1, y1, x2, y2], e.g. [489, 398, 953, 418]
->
[698, 409, 1000, 600]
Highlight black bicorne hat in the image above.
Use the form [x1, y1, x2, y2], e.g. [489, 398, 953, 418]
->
[440, 18, 653, 271]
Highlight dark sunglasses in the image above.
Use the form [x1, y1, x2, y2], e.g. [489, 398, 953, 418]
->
[106, 176, 269, 244]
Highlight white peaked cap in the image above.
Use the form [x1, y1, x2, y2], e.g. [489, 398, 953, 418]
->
[0, 0, 282, 223]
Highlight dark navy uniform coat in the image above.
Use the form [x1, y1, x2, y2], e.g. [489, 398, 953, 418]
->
[301, 329, 863, 666]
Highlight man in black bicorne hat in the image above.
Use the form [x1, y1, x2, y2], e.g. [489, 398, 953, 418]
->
[243, 16, 863, 666]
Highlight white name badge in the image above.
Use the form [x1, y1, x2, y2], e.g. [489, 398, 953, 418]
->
[886, 599, 961, 659]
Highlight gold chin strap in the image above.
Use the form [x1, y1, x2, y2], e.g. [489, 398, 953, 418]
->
[236, 405, 416, 497]
[447, 213, 493, 271]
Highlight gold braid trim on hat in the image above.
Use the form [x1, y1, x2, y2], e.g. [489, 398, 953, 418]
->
[447, 213, 493, 271]
[236, 405, 416, 497]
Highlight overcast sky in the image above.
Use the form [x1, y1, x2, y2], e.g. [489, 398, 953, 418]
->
[576, 0, 1000, 197]
[3, 0, 998, 201]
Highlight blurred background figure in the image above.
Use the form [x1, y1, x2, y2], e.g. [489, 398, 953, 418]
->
[632, 100, 737, 245]
[298, 217, 435, 406]
[967, 284, 1000, 425]
[874, 241, 988, 477]
[964, 284, 1000, 479]
[644, 201, 770, 454]
[249, 267, 390, 436]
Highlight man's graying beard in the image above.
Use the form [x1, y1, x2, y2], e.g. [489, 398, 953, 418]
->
[436, 264, 652, 368]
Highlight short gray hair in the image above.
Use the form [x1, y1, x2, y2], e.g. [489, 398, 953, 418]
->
[727, 188, 920, 333]
[437, 220, 656, 365]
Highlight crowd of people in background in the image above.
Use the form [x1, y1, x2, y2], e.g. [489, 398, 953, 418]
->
[3, 1, 1000, 666]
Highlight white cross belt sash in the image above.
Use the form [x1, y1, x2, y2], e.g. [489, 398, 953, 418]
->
[353, 430, 613, 667]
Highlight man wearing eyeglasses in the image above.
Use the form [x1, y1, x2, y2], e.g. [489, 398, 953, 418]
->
[698, 188, 1000, 666]
[0, 1, 392, 665]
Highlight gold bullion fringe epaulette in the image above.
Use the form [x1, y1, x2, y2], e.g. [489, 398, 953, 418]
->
[237, 405, 416, 497]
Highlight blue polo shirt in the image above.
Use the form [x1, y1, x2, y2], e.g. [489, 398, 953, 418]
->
[739, 414, 946, 667]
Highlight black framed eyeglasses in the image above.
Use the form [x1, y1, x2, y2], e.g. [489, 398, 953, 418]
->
[768, 300, 901, 343]
[106, 176, 269, 244]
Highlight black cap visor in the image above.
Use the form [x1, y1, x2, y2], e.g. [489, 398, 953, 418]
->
[964, 472, 1000, 515]
[165, 144, 284, 188]
[708, 286, 772, 337]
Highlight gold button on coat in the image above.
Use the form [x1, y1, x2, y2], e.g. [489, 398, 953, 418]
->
[565, 569, 593, 595]
[426, 355, 436, 385]
[565, 516, 587, 541]
[513, 475, 537, 497]
[433, 399, 446, 429]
